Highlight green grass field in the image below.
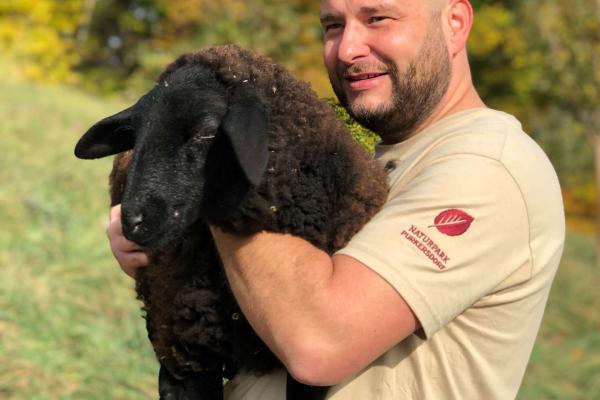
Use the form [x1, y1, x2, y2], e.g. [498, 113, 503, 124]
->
[1, 80, 598, 399]
[0, 81, 157, 399]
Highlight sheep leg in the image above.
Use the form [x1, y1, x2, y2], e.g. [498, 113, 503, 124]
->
[158, 365, 223, 400]
[286, 373, 329, 400]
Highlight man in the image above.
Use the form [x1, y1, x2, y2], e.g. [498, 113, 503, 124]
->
[108, 0, 565, 398]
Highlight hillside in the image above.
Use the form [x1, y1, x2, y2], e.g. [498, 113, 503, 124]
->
[0, 81, 158, 399]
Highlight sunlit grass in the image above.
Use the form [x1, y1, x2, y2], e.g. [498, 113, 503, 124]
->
[0, 80, 157, 399]
[519, 231, 600, 400]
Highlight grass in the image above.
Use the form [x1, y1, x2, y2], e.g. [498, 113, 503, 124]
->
[518, 230, 600, 399]
[0, 80, 157, 399]
[0, 79, 598, 399]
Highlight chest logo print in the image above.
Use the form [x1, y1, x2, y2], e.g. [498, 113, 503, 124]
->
[430, 209, 474, 236]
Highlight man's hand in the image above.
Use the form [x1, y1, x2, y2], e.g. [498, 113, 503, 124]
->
[107, 204, 149, 278]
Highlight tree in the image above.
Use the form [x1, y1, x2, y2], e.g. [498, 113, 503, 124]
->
[522, 0, 600, 262]
[468, 1, 600, 261]
[76, 0, 331, 96]
[0, 0, 86, 83]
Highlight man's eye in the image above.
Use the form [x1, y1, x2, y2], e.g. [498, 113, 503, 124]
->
[323, 22, 343, 32]
[369, 16, 389, 24]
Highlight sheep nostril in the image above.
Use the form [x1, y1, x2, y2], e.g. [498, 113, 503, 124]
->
[128, 213, 144, 232]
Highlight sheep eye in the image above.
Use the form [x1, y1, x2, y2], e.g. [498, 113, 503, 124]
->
[189, 116, 219, 143]
[188, 132, 216, 148]
[197, 134, 215, 141]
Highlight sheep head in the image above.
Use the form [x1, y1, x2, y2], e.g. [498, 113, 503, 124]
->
[74, 63, 269, 249]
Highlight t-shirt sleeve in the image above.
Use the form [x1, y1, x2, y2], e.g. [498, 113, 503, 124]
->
[336, 153, 532, 338]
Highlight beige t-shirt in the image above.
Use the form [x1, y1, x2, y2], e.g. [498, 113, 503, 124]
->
[224, 108, 565, 400]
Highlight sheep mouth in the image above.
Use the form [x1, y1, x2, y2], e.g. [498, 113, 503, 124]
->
[122, 224, 159, 248]
[130, 229, 181, 250]
[122, 218, 184, 250]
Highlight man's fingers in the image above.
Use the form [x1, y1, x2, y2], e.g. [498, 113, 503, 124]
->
[120, 251, 149, 278]
[110, 236, 149, 277]
[111, 233, 142, 252]
[109, 204, 122, 222]
[107, 203, 149, 277]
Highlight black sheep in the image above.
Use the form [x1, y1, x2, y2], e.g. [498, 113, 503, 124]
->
[75, 45, 388, 400]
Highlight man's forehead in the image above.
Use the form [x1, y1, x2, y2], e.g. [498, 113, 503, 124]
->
[320, 0, 423, 14]
[321, 0, 399, 8]
[320, 0, 442, 12]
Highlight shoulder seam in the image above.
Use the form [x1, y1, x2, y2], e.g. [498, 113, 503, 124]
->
[497, 120, 535, 280]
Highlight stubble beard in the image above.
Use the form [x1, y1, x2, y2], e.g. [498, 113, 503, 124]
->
[330, 18, 452, 142]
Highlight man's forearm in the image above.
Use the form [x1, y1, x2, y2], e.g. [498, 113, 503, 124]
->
[210, 227, 336, 373]
[209, 227, 419, 385]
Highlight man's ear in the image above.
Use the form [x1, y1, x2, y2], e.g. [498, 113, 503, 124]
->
[445, 0, 474, 56]
[74, 107, 137, 159]
[221, 89, 269, 187]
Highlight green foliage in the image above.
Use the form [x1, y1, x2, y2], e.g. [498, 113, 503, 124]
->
[521, 1, 599, 218]
[185, 0, 329, 94]
[77, 0, 160, 87]
[469, 3, 536, 110]
[326, 99, 380, 154]
[0, 0, 84, 83]
[524, 1, 600, 111]
[469, 1, 599, 219]
[77, 0, 333, 96]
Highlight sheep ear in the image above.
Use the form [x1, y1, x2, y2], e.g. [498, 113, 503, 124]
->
[221, 95, 268, 187]
[74, 107, 137, 159]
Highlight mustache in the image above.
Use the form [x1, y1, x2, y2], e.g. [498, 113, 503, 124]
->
[339, 62, 391, 76]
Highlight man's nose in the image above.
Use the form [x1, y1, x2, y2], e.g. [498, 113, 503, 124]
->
[337, 24, 370, 64]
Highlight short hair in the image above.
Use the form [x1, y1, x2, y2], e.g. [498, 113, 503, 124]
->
[426, 0, 447, 14]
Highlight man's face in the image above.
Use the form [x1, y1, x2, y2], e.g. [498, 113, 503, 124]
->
[321, 0, 451, 140]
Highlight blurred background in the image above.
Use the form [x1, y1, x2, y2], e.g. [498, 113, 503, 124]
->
[0, 0, 598, 398]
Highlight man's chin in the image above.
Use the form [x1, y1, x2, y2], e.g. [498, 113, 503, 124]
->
[332, 81, 393, 127]
[347, 97, 394, 122]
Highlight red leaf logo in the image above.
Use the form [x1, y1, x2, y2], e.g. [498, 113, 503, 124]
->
[430, 209, 474, 236]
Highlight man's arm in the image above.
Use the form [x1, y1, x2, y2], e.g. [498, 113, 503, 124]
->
[210, 227, 420, 386]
